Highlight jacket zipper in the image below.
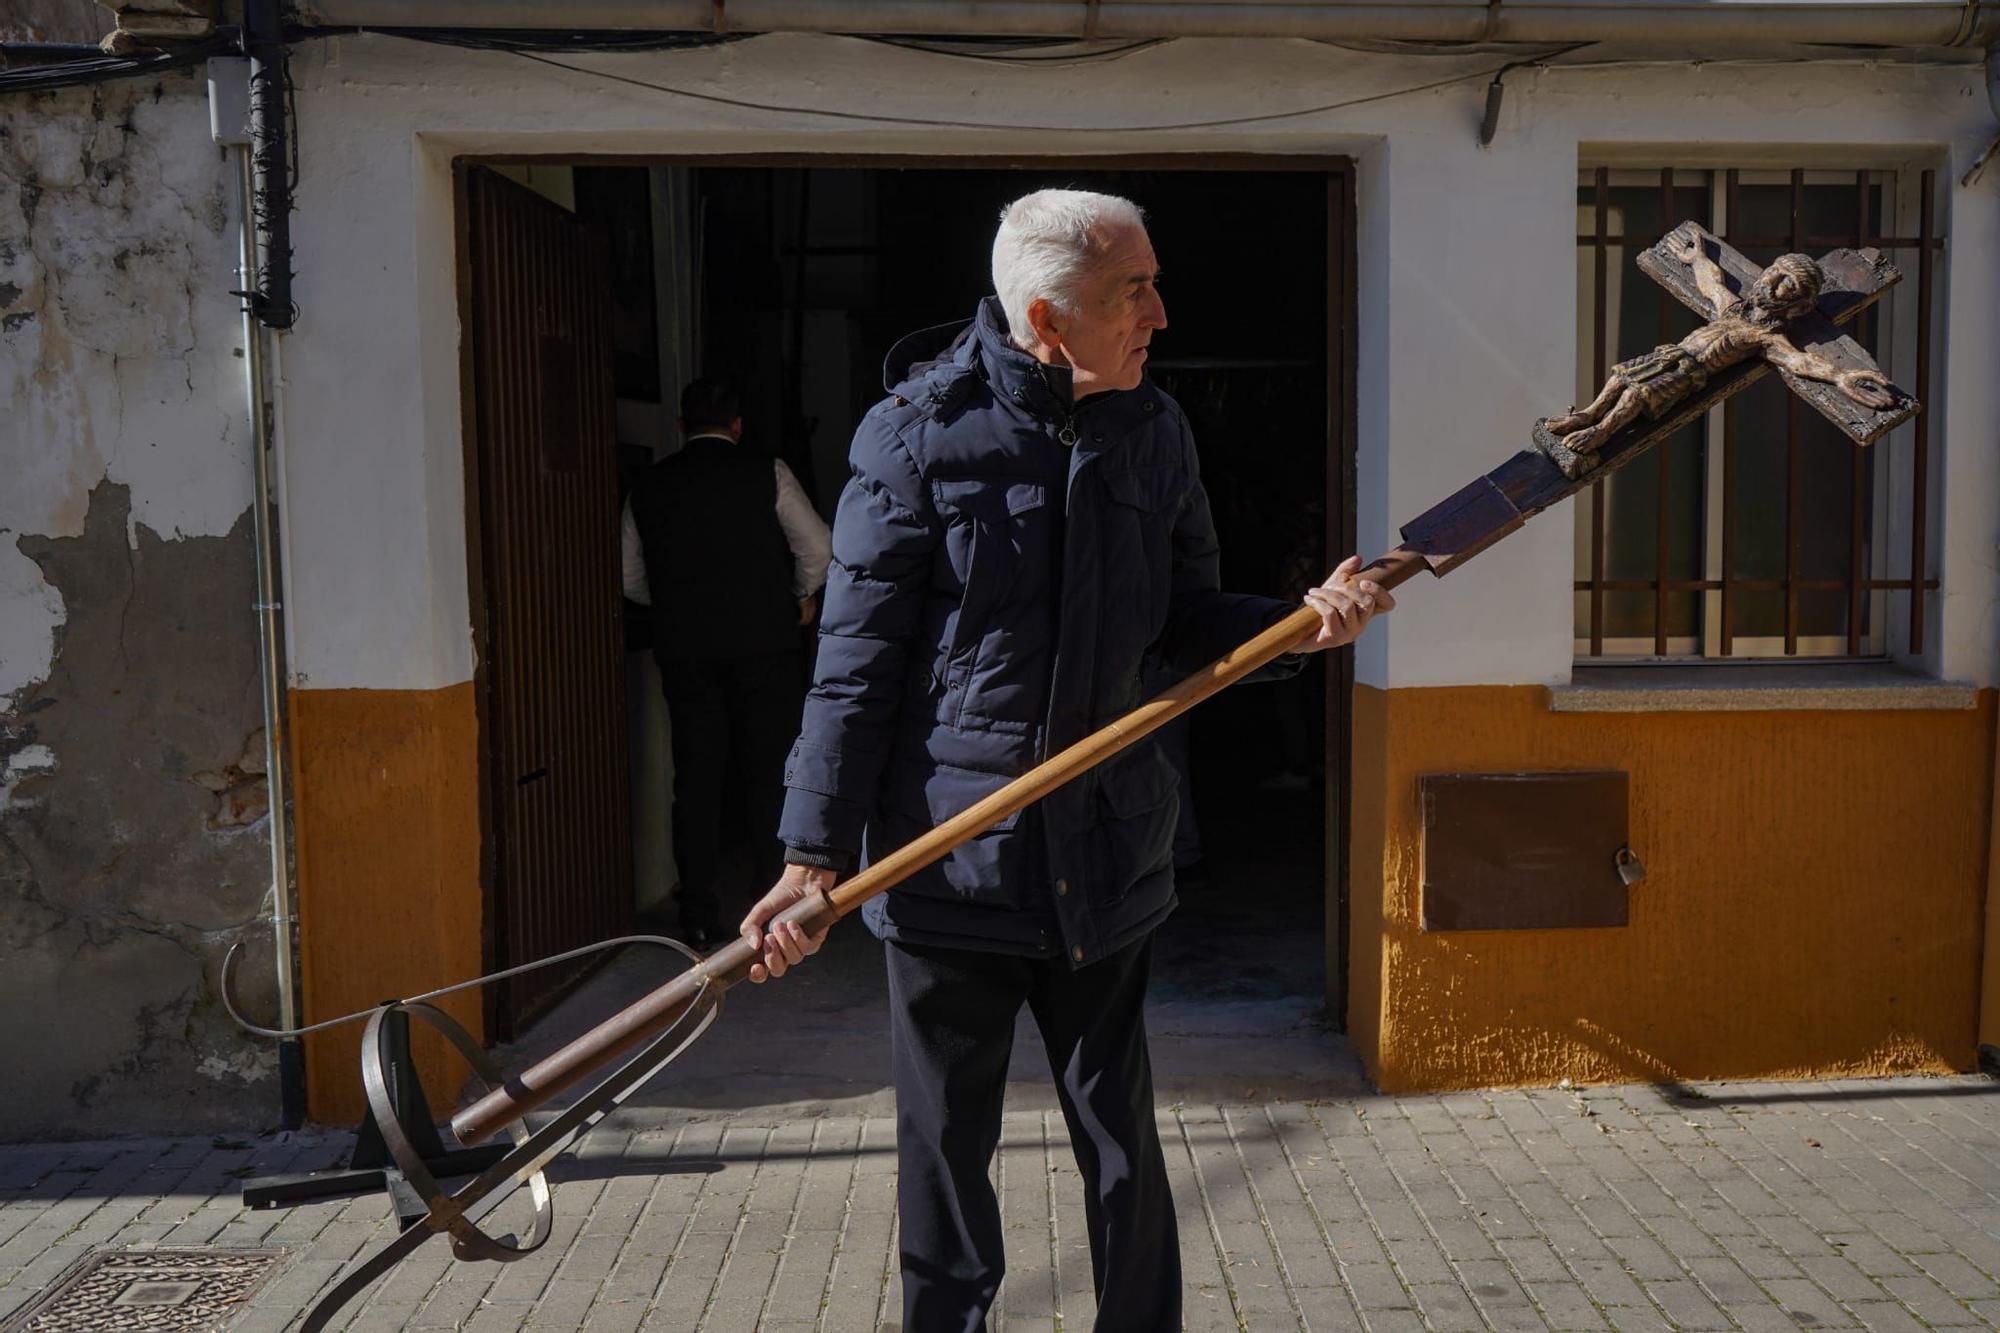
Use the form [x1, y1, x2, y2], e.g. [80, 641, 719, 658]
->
[1038, 400, 1088, 765]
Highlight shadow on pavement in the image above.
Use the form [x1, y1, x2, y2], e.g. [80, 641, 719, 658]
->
[474, 779, 1369, 1119]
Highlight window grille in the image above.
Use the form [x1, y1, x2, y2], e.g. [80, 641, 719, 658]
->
[1572, 166, 1939, 660]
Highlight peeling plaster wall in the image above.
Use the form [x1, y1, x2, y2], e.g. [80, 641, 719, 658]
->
[0, 72, 273, 1139]
[1, 2, 115, 44]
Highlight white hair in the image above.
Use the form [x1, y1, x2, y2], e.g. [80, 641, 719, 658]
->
[991, 189, 1147, 348]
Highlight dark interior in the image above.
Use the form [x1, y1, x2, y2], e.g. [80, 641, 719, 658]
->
[575, 161, 1339, 1012]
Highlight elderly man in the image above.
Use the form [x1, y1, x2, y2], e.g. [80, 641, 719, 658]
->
[740, 189, 1391, 1331]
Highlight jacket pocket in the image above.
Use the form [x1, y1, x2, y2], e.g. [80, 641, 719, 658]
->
[932, 478, 1049, 723]
[1093, 742, 1179, 907]
[881, 761, 1030, 911]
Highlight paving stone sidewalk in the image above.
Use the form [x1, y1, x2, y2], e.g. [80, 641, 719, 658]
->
[4, 1077, 2000, 1331]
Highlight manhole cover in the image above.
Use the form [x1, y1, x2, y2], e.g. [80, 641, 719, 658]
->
[0, 1248, 287, 1331]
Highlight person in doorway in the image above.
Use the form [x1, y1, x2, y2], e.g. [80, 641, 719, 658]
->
[740, 190, 1392, 1331]
[622, 376, 832, 950]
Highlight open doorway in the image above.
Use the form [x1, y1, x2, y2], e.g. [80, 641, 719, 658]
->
[462, 155, 1355, 1047]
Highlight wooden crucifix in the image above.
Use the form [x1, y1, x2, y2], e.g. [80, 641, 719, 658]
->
[1386, 221, 1921, 579]
[1537, 221, 1919, 480]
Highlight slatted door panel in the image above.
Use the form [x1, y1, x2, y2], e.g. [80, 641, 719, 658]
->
[466, 166, 632, 1039]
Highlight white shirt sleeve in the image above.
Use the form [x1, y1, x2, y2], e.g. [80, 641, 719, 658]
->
[621, 500, 651, 605]
[773, 460, 834, 599]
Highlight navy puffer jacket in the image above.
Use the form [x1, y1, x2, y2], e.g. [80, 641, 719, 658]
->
[778, 299, 1298, 967]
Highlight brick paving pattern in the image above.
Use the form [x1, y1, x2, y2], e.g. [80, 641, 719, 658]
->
[3, 1078, 2000, 1330]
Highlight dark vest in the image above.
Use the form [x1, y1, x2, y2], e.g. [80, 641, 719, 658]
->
[629, 436, 799, 661]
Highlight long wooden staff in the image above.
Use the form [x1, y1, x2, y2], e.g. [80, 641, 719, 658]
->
[456, 224, 1912, 1147]
[452, 550, 1429, 1146]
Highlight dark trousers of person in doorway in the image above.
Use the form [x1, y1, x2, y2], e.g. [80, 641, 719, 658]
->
[656, 649, 801, 938]
[887, 933, 1181, 1333]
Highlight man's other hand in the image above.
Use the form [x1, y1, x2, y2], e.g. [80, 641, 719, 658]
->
[1297, 555, 1395, 652]
[741, 864, 836, 982]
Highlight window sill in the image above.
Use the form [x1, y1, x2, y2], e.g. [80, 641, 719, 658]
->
[1549, 664, 1978, 714]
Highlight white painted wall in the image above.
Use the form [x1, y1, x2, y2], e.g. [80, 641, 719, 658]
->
[278, 32, 1997, 693]
[0, 74, 249, 707]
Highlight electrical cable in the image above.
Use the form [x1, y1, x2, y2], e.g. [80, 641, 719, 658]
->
[0, 39, 227, 95]
[246, 0, 298, 329]
[1512, 54, 1980, 72]
[294, 26, 748, 54]
[506, 45, 1535, 131]
[1, 42, 113, 61]
[1480, 41, 1591, 145]
[851, 34, 1170, 63]
[496, 38, 1974, 138]
[5, 21, 1977, 100]
[0, 23, 738, 97]
[1315, 37, 1571, 56]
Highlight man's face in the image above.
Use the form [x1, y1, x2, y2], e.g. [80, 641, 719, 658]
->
[1046, 224, 1168, 398]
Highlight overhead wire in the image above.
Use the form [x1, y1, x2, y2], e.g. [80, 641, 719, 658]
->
[0, 24, 742, 98]
[505, 45, 1537, 132]
[1507, 53, 1980, 72]
[0, 38, 228, 95]
[850, 34, 1171, 63]
[1314, 36, 1571, 56]
[307, 26, 750, 54]
[4, 22, 1978, 100]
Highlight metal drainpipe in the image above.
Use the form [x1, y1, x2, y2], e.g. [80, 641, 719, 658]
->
[233, 142, 307, 1130]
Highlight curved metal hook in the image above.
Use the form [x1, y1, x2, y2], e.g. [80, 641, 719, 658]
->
[300, 938, 723, 1332]
[363, 1001, 558, 1263]
[218, 932, 701, 1039]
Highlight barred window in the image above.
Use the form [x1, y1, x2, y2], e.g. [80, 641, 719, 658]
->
[1572, 166, 1939, 660]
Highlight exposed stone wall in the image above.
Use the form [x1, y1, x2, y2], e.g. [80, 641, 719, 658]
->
[1, 69, 276, 1139]
[2, 2, 115, 44]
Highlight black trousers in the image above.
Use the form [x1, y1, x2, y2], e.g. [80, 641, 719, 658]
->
[655, 650, 800, 933]
[886, 934, 1181, 1333]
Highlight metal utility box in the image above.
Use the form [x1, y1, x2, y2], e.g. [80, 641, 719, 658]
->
[1419, 770, 1638, 931]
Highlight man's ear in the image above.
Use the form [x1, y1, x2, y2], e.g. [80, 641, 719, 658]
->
[729, 416, 745, 439]
[1024, 296, 1063, 351]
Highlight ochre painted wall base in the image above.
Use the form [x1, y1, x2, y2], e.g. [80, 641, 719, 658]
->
[292, 684, 484, 1126]
[1349, 685, 1995, 1092]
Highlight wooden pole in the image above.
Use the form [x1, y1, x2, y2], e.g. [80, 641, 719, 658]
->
[452, 548, 1430, 1146]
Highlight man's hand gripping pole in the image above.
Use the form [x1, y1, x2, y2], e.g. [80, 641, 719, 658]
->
[450, 547, 1428, 1148]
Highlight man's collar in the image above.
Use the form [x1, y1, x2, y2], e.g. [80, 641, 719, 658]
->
[974, 298, 1074, 409]
[685, 431, 736, 445]
[971, 296, 1164, 441]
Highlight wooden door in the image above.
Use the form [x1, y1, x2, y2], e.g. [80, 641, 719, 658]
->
[464, 166, 632, 1039]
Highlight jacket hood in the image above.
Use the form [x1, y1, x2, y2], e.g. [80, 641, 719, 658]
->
[881, 316, 974, 394]
[881, 297, 1081, 416]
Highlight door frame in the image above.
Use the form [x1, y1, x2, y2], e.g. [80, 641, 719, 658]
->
[452, 151, 1360, 1027]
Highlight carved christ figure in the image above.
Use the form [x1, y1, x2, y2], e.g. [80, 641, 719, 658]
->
[1542, 223, 1895, 461]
